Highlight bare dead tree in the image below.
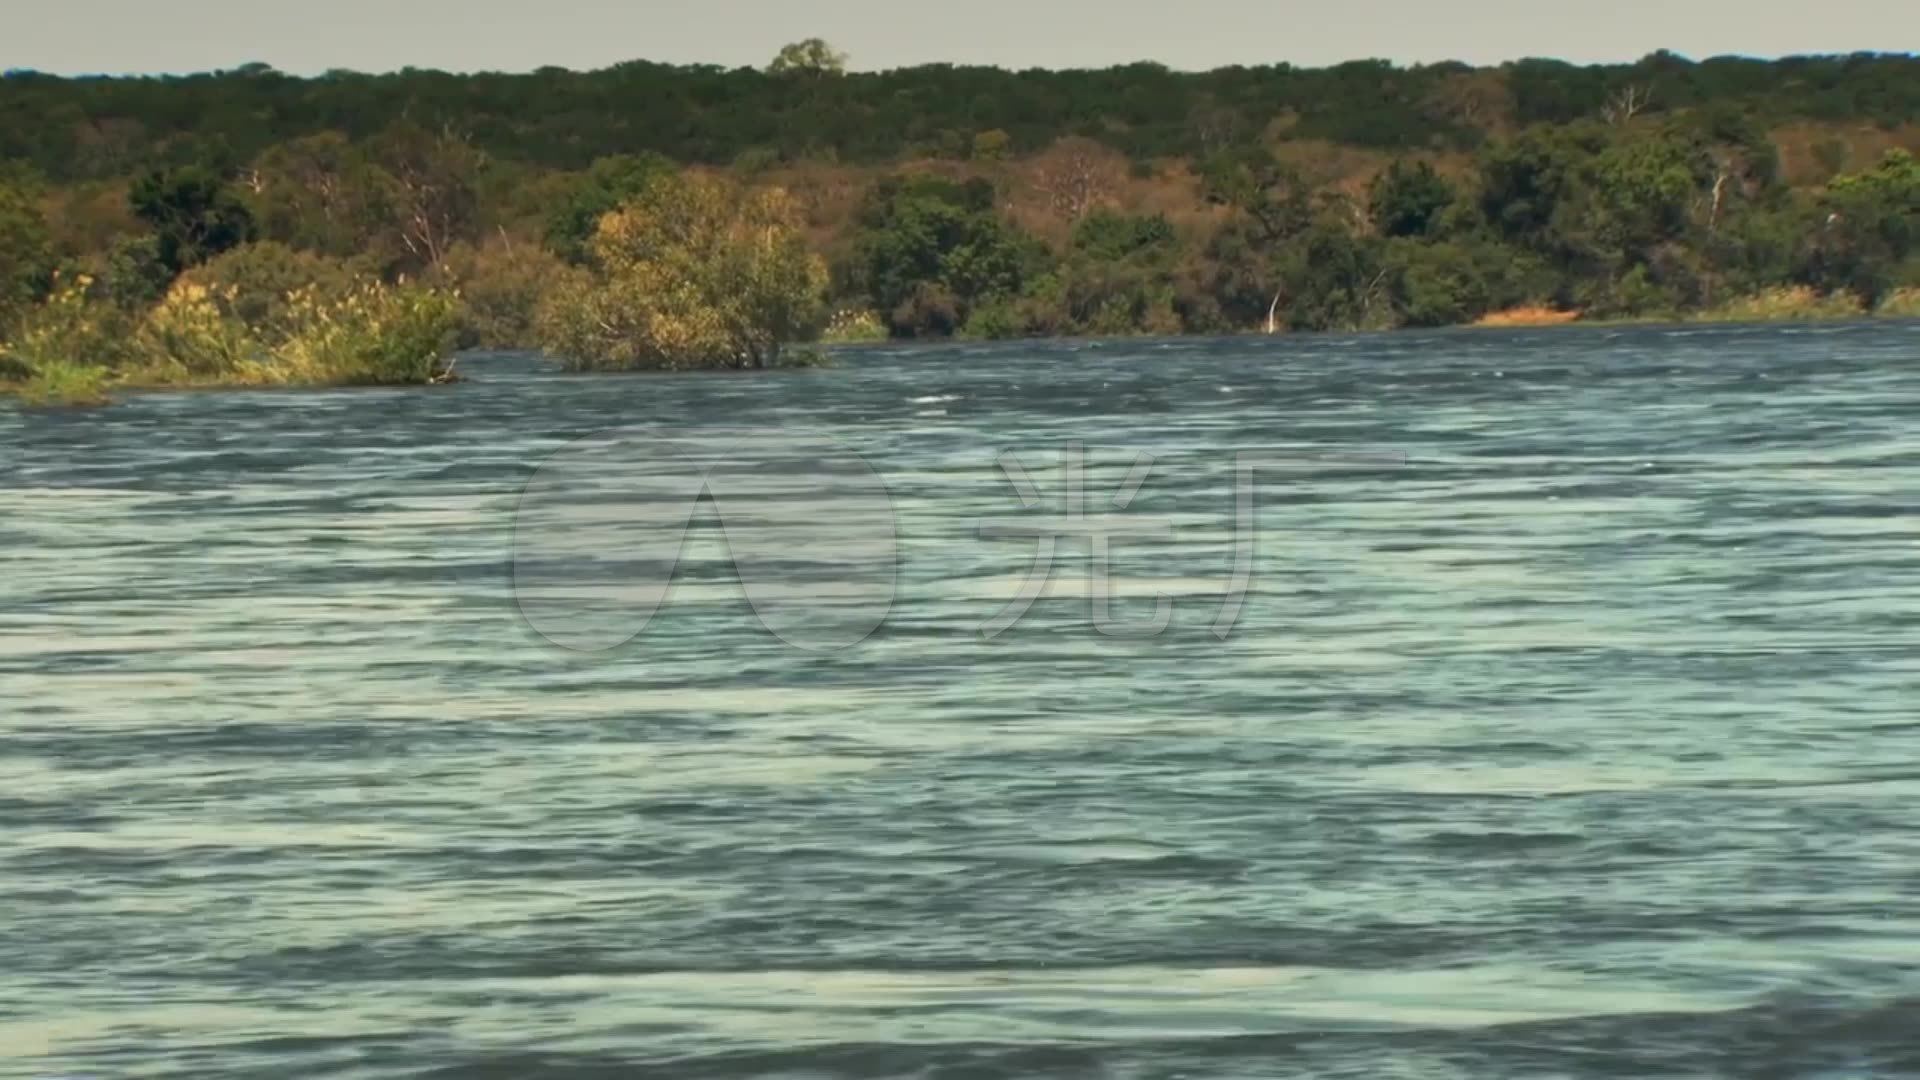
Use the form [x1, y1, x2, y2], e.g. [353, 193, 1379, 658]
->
[1355, 268, 1393, 330]
[1707, 171, 1730, 235]
[1602, 83, 1654, 126]
[1424, 71, 1512, 132]
[377, 123, 485, 269]
[1031, 137, 1124, 221]
[1695, 151, 1742, 306]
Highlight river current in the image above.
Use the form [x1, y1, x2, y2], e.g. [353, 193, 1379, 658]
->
[4, 323, 1920, 1078]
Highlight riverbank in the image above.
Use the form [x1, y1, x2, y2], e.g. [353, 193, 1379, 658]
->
[1464, 287, 1920, 330]
[13, 297, 1919, 412]
[1, 277, 461, 408]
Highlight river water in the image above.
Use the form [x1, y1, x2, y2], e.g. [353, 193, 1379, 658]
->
[4, 323, 1920, 1078]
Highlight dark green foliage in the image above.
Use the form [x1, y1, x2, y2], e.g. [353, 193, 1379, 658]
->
[544, 152, 677, 264]
[999, 211, 1186, 337]
[1384, 239, 1491, 326]
[1070, 210, 1176, 259]
[365, 122, 483, 269]
[0, 176, 56, 329]
[850, 175, 1046, 336]
[1369, 160, 1457, 238]
[94, 234, 177, 310]
[178, 241, 363, 340]
[1275, 222, 1392, 332]
[248, 133, 399, 262]
[4, 54, 1916, 347]
[7, 54, 1911, 181]
[1201, 146, 1316, 242]
[127, 166, 256, 274]
[1804, 149, 1920, 302]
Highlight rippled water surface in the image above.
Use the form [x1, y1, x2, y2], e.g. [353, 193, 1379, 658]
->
[6, 324, 1920, 1079]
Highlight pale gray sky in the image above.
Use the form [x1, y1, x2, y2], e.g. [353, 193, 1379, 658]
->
[3, 0, 1915, 75]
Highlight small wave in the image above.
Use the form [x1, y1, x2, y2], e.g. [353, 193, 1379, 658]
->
[909, 394, 961, 405]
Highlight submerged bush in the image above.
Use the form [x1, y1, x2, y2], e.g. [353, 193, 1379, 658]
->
[272, 282, 461, 385]
[2, 272, 459, 401]
[430, 241, 573, 350]
[539, 173, 828, 370]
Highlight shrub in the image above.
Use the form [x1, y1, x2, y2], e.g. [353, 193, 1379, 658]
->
[972, 130, 1012, 161]
[177, 242, 361, 342]
[0, 276, 130, 374]
[0, 177, 56, 332]
[539, 174, 828, 370]
[273, 282, 460, 385]
[429, 241, 572, 350]
[126, 282, 266, 384]
[1877, 287, 1920, 317]
[90, 234, 177, 311]
[820, 307, 888, 343]
[9, 359, 111, 408]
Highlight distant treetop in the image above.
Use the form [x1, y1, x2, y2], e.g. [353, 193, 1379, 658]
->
[768, 39, 848, 77]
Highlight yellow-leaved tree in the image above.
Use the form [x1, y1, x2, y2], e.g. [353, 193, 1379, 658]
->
[538, 173, 829, 371]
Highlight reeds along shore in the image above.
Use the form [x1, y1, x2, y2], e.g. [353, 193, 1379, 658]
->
[2, 273, 459, 407]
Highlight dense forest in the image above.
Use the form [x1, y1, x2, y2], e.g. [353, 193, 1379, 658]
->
[6, 50, 1920, 174]
[3, 45, 1918, 394]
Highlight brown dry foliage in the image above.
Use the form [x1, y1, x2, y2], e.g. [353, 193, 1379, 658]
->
[1770, 122, 1920, 188]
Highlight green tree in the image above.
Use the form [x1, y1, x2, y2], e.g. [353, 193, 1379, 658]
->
[1384, 238, 1490, 326]
[176, 241, 363, 341]
[544, 153, 678, 264]
[248, 133, 401, 264]
[980, 211, 1186, 338]
[1274, 222, 1392, 331]
[1368, 159, 1456, 238]
[428, 240, 574, 350]
[367, 122, 485, 270]
[92, 234, 176, 310]
[767, 39, 848, 77]
[0, 177, 55, 329]
[850, 175, 1046, 336]
[538, 174, 828, 370]
[971, 130, 1013, 161]
[1811, 149, 1920, 301]
[1200, 145, 1315, 243]
[127, 166, 257, 274]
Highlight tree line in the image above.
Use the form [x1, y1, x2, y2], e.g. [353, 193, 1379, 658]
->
[3, 44, 1918, 391]
[4, 50, 1917, 178]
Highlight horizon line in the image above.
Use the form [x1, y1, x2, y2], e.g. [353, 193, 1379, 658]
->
[7, 47, 1919, 82]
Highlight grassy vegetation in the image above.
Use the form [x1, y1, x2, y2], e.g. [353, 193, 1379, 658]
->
[1877, 288, 1920, 318]
[0, 273, 458, 408]
[1472, 306, 1581, 328]
[1694, 286, 1867, 323]
[821, 308, 890, 344]
[10, 359, 110, 408]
